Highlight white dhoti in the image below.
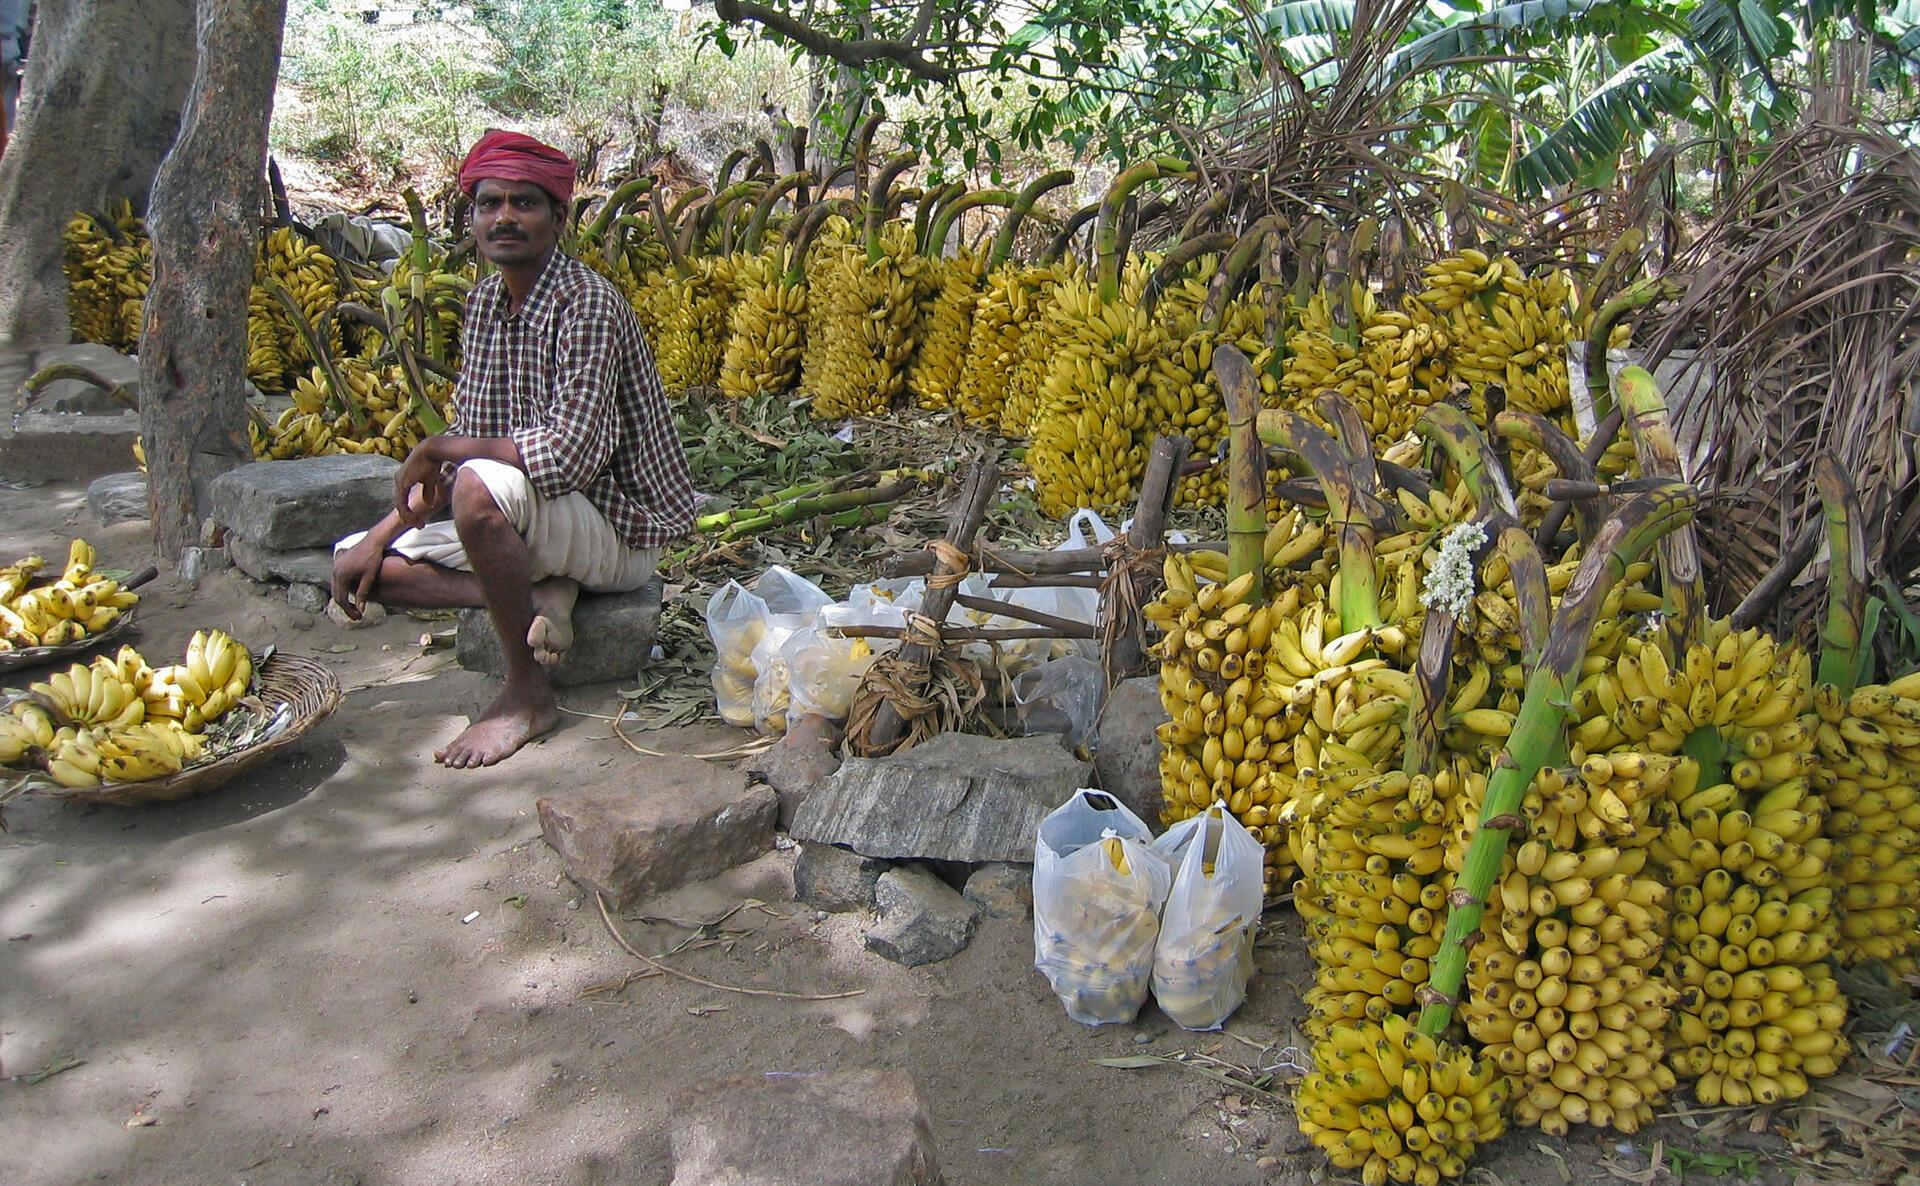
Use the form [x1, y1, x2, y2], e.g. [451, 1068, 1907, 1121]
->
[335, 459, 659, 593]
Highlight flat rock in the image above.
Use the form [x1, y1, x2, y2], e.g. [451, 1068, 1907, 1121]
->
[793, 842, 887, 913]
[228, 534, 336, 586]
[670, 1069, 944, 1186]
[28, 343, 140, 413]
[790, 732, 1090, 864]
[538, 760, 777, 907]
[86, 471, 149, 525]
[747, 712, 844, 829]
[0, 409, 143, 483]
[963, 862, 1033, 920]
[209, 455, 401, 550]
[456, 578, 662, 688]
[178, 546, 231, 582]
[1092, 676, 1169, 829]
[286, 582, 331, 615]
[864, 866, 979, 967]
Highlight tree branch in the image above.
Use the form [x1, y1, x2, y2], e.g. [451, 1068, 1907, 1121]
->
[714, 0, 954, 84]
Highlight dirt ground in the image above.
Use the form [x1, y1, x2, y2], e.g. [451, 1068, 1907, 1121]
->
[0, 479, 1794, 1186]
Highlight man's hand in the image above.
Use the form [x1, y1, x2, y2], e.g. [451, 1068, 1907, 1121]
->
[331, 534, 386, 622]
[395, 442, 449, 528]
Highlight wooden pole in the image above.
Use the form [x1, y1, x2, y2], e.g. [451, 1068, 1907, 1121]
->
[862, 457, 999, 751]
[1105, 433, 1192, 677]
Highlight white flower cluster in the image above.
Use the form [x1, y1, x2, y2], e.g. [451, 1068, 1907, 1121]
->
[1419, 520, 1488, 619]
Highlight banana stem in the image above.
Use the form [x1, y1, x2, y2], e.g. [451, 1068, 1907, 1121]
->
[912, 181, 963, 255]
[1096, 157, 1193, 304]
[1046, 201, 1101, 265]
[865, 153, 918, 263]
[1417, 482, 1701, 1036]
[1616, 365, 1705, 653]
[1417, 404, 1520, 521]
[1142, 232, 1235, 314]
[1261, 231, 1289, 382]
[926, 190, 1013, 259]
[1494, 524, 1550, 669]
[651, 186, 693, 279]
[991, 170, 1074, 270]
[780, 203, 836, 287]
[715, 146, 751, 192]
[1259, 408, 1380, 632]
[1493, 410, 1604, 543]
[264, 276, 367, 432]
[1406, 604, 1460, 777]
[1217, 346, 1268, 600]
[1177, 188, 1233, 242]
[1585, 278, 1670, 418]
[744, 172, 814, 255]
[851, 112, 885, 204]
[666, 185, 710, 226]
[584, 177, 655, 242]
[1815, 455, 1870, 692]
[1205, 215, 1284, 331]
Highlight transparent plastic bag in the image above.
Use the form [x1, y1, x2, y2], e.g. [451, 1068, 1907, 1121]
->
[707, 566, 831, 732]
[1150, 802, 1265, 1031]
[1032, 790, 1171, 1026]
[1012, 656, 1108, 752]
[784, 601, 908, 722]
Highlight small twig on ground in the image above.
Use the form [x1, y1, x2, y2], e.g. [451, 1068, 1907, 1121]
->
[595, 893, 863, 1002]
[607, 714, 773, 761]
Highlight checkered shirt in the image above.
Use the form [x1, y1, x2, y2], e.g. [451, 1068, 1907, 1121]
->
[447, 250, 695, 550]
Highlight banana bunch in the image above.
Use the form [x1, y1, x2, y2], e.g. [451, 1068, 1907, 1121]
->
[0, 539, 140, 649]
[717, 249, 808, 400]
[655, 255, 738, 396]
[1028, 264, 1161, 517]
[42, 718, 208, 787]
[142, 630, 255, 734]
[1422, 254, 1575, 419]
[1281, 285, 1452, 448]
[1294, 770, 1450, 1039]
[0, 701, 56, 765]
[246, 284, 289, 391]
[1146, 274, 1269, 508]
[1296, 1015, 1511, 1186]
[1660, 873, 1850, 1106]
[803, 223, 932, 419]
[952, 259, 1076, 433]
[256, 225, 344, 374]
[61, 200, 152, 352]
[907, 250, 987, 411]
[350, 254, 473, 370]
[1813, 676, 1920, 973]
[272, 358, 451, 461]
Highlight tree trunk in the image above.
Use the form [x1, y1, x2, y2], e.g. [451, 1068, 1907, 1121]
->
[139, 0, 288, 560]
[0, 0, 197, 349]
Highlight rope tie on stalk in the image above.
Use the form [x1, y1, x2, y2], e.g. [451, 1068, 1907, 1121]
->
[1097, 537, 1167, 686]
[923, 540, 972, 591]
[844, 616, 1000, 758]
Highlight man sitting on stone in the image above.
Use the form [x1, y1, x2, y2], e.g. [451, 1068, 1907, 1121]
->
[332, 130, 694, 769]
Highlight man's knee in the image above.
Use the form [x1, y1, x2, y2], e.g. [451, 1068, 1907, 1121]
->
[451, 467, 507, 529]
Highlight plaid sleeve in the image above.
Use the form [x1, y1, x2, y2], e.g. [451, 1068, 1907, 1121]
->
[510, 291, 618, 499]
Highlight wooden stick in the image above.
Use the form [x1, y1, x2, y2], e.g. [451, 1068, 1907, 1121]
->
[884, 537, 1234, 578]
[1106, 433, 1191, 675]
[986, 572, 1106, 590]
[864, 457, 999, 750]
[954, 592, 1092, 634]
[838, 624, 1094, 642]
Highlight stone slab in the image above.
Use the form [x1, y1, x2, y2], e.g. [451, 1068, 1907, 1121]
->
[1092, 676, 1169, 829]
[789, 732, 1091, 864]
[286, 582, 331, 615]
[793, 842, 887, 913]
[28, 343, 140, 413]
[0, 410, 143, 483]
[456, 578, 663, 688]
[228, 534, 336, 586]
[963, 862, 1033, 920]
[209, 455, 401, 550]
[864, 866, 979, 967]
[746, 713, 844, 829]
[670, 1069, 944, 1186]
[538, 762, 777, 907]
[86, 471, 149, 525]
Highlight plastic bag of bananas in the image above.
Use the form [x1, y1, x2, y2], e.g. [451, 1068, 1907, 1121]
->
[1150, 801, 1265, 1030]
[1033, 789, 1172, 1025]
[782, 601, 905, 723]
[705, 566, 831, 731]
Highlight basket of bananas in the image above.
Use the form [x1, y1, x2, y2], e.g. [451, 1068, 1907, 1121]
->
[0, 630, 341, 807]
[0, 540, 153, 674]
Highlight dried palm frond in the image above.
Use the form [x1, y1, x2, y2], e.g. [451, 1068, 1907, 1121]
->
[1640, 118, 1920, 638]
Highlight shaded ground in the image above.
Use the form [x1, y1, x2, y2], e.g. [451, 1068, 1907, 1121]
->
[0, 479, 1793, 1186]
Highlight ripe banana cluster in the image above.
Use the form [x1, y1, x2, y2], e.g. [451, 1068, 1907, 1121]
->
[1028, 267, 1161, 517]
[907, 251, 986, 411]
[61, 200, 151, 352]
[9, 633, 246, 787]
[655, 256, 737, 396]
[717, 249, 807, 400]
[1145, 271, 1268, 508]
[1296, 1016, 1511, 1186]
[1417, 251, 1573, 419]
[1593, 624, 1812, 759]
[803, 224, 932, 420]
[1813, 676, 1920, 973]
[253, 359, 451, 461]
[0, 540, 139, 650]
[254, 226, 345, 389]
[1282, 284, 1452, 448]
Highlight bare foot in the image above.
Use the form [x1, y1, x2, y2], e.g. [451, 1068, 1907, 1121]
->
[527, 577, 580, 670]
[435, 685, 559, 768]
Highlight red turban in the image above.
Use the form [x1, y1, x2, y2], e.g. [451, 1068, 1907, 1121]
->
[458, 130, 576, 206]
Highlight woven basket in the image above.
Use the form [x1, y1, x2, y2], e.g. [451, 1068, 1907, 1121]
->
[22, 651, 343, 807]
[0, 610, 136, 675]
